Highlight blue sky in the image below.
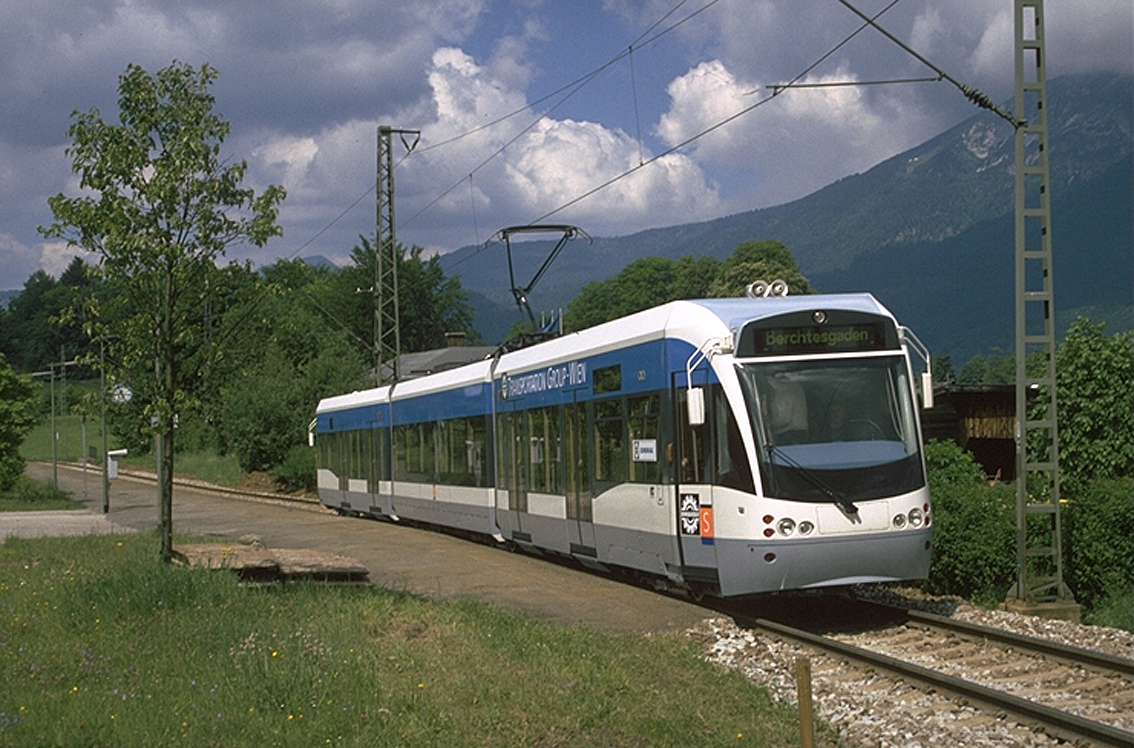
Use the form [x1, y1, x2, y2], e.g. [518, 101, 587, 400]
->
[1, 0, 1131, 290]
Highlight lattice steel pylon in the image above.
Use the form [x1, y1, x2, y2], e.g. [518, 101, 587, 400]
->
[1011, 0, 1071, 605]
[374, 125, 419, 385]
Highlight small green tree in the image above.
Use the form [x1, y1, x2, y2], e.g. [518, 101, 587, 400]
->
[332, 236, 475, 357]
[707, 240, 815, 297]
[0, 353, 40, 490]
[564, 256, 717, 332]
[1051, 318, 1134, 495]
[40, 61, 286, 561]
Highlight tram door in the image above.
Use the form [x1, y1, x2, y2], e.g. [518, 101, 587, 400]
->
[564, 399, 595, 553]
[672, 372, 717, 571]
[496, 407, 528, 537]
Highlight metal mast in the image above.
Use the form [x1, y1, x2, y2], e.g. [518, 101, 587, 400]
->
[1011, 0, 1071, 607]
[374, 125, 418, 385]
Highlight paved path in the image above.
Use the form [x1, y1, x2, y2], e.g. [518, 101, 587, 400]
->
[10, 463, 710, 634]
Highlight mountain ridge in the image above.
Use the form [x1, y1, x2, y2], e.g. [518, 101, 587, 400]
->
[441, 72, 1133, 359]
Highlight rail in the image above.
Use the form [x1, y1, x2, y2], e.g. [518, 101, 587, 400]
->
[746, 615, 1134, 747]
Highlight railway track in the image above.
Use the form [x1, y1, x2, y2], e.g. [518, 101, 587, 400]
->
[116, 467, 324, 508]
[722, 600, 1134, 747]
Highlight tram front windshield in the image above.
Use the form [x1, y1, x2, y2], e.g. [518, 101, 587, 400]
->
[737, 356, 924, 504]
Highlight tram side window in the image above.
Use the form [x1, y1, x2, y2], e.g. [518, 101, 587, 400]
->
[594, 398, 625, 491]
[316, 432, 333, 474]
[527, 406, 561, 494]
[436, 418, 465, 485]
[350, 430, 368, 486]
[593, 365, 622, 394]
[468, 416, 490, 488]
[394, 422, 435, 483]
[435, 416, 490, 487]
[363, 430, 377, 492]
[342, 431, 354, 490]
[628, 394, 660, 484]
[376, 427, 391, 483]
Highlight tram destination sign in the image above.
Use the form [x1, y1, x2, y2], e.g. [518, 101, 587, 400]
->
[746, 321, 889, 356]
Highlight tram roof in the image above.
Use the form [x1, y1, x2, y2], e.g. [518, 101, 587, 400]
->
[687, 293, 893, 331]
[316, 293, 894, 414]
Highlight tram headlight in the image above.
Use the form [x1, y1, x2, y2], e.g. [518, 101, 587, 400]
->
[892, 513, 907, 529]
[797, 520, 815, 536]
[776, 518, 796, 536]
[908, 508, 924, 528]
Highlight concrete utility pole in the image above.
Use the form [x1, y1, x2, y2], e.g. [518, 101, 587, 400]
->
[1008, 0, 1077, 619]
[373, 125, 419, 385]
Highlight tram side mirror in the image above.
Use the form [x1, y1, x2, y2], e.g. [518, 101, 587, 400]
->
[687, 387, 706, 426]
[921, 371, 934, 409]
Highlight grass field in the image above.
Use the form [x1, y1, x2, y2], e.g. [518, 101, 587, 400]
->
[0, 531, 816, 746]
[20, 412, 244, 488]
[19, 412, 107, 466]
[0, 475, 85, 511]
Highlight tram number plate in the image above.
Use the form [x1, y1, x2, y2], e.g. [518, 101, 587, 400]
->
[816, 503, 889, 533]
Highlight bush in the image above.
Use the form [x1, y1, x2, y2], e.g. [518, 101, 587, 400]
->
[270, 444, 316, 493]
[0, 352, 39, 490]
[924, 438, 985, 486]
[0, 475, 84, 511]
[923, 441, 1017, 605]
[925, 440, 1132, 622]
[1062, 477, 1134, 611]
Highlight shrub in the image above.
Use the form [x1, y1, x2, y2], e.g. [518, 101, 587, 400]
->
[271, 444, 316, 493]
[924, 441, 1017, 605]
[1062, 477, 1134, 611]
[0, 352, 39, 490]
[924, 438, 985, 486]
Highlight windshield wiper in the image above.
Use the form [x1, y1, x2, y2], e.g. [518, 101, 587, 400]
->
[766, 444, 859, 515]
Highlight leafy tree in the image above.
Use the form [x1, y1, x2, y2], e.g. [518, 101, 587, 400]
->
[0, 271, 57, 371]
[958, 351, 1014, 385]
[0, 260, 95, 373]
[564, 240, 813, 331]
[932, 354, 956, 385]
[1051, 318, 1134, 495]
[565, 256, 714, 332]
[215, 268, 367, 473]
[707, 240, 815, 297]
[923, 440, 1016, 604]
[0, 352, 40, 490]
[40, 61, 285, 561]
[957, 354, 988, 385]
[332, 236, 475, 363]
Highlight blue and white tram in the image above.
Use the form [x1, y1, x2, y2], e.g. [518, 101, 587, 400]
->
[313, 294, 933, 597]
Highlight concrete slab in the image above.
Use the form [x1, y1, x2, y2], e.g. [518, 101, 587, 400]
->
[173, 542, 370, 583]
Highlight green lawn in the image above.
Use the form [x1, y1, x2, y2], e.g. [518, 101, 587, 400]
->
[0, 532, 818, 746]
[20, 412, 244, 488]
[0, 475, 85, 511]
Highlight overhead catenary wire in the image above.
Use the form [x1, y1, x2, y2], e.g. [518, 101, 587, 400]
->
[260, 0, 716, 276]
[441, 0, 907, 272]
[401, 0, 720, 234]
[526, 0, 908, 226]
[834, 0, 1023, 127]
[268, 0, 1012, 304]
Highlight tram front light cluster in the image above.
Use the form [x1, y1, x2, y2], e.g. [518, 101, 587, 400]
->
[892, 505, 931, 530]
[761, 504, 930, 539]
[762, 514, 815, 538]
